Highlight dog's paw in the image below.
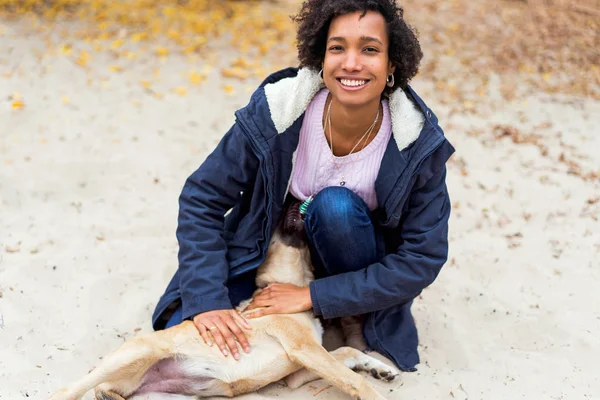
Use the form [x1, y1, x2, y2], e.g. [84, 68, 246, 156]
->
[352, 354, 400, 382]
[95, 390, 126, 400]
[369, 367, 398, 381]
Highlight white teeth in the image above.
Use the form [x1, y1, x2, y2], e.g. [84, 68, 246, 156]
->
[340, 79, 366, 87]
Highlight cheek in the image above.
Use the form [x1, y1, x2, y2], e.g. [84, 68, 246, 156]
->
[370, 63, 389, 82]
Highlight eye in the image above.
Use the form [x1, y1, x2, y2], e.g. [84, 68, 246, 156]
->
[328, 45, 343, 51]
[364, 47, 379, 53]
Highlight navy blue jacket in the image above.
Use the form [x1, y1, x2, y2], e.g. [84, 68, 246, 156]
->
[152, 68, 455, 371]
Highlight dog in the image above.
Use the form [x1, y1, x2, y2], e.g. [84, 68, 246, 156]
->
[49, 200, 399, 400]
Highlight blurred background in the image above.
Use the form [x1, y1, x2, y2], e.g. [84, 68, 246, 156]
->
[0, 1, 599, 399]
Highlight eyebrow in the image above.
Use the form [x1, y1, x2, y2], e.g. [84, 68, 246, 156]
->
[328, 36, 384, 46]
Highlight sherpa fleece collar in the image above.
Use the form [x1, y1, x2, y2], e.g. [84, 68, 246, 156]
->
[263, 68, 425, 152]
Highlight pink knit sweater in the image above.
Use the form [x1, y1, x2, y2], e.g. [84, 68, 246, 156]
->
[289, 89, 392, 210]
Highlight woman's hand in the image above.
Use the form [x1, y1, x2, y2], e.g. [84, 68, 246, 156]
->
[245, 283, 312, 318]
[192, 309, 251, 360]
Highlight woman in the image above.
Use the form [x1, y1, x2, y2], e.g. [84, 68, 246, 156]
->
[152, 0, 455, 372]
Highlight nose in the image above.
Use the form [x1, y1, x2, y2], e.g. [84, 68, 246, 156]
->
[342, 50, 362, 72]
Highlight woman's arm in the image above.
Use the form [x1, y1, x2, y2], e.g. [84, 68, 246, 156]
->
[177, 122, 260, 322]
[308, 163, 451, 319]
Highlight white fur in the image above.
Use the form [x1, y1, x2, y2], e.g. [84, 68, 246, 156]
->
[388, 87, 425, 151]
[264, 68, 425, 152]
[264, 68, 324, 135]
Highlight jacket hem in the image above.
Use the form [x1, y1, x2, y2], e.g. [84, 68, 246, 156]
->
[181, 295, 233, 322]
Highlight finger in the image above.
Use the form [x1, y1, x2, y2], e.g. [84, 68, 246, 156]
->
[225, 315, 251, 354]
[218, 315, 241, 360]
[215, 318, 241, 360]
[196, 323, 213, 347]
[206, 319, 229, 357]
[233, 310, 252, 330]
[246, 308, 267, 319]
[249, 297, 270, 309]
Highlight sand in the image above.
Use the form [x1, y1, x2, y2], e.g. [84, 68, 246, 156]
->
[1, 18, 599, 400]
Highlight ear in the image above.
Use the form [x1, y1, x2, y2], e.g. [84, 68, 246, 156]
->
[388, 62, 396, 75]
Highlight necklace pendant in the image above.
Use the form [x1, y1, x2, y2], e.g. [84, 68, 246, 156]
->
[340, 180, 346, 186]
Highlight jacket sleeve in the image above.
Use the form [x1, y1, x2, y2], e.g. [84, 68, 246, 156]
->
[308, 162, 451, 319]
[177, 122, 259, 321]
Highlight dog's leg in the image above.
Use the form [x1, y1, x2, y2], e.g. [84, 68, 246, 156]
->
[284, 346, 399, 389]
[48, 335, 171, 400]
[340, 315, 368, 351]
[270, 319, 385, 400]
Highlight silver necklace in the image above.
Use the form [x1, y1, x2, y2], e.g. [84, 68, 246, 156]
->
[325, 97, 380, 186]
[299, 97, 381, 217]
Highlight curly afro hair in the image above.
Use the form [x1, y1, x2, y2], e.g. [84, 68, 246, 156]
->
[292, 0, 423, 93]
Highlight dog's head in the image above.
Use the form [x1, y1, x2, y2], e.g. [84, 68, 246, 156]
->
[277, 198, 307, 249]
[255, 198, 314, 288]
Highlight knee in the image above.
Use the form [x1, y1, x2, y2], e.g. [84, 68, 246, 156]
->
[306, 187, 370, 233]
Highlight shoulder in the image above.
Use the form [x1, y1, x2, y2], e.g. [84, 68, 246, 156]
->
[235, 68, 324, 139]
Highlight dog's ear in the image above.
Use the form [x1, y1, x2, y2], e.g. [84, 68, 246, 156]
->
[278, 197, 307, 248]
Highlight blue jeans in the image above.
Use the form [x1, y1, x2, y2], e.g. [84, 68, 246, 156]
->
[304, 187, 383, 278]
[166, 186, 382, 328]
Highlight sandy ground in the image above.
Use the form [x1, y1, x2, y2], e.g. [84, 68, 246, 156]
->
[1, 18, 600, 400]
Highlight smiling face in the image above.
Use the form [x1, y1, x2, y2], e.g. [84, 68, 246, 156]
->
[323, 10, 395, 108]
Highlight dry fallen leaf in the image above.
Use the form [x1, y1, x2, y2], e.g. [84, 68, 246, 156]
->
[154, 46, 169, 57]
[221, 67, 250, 80]
[11, 99, 25, 109]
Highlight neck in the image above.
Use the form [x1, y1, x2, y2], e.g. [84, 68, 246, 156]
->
[328, 95, 381, 142]
[255, 235, 314, 288]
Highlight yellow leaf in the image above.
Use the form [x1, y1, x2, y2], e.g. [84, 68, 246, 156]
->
[75, 50, 90, 67]
[60, 44, 72, 55]
[167, 30, 181, 42]
[111, 39, 125, 49]
[62, 96, 69, 104]
[231, 57, 253, 69]
[223, 85, 235, 94]
[174, 87, 187, 95]
[131, 32, 148, 42]
[12, 100, 25, 109]
[140, 80, 151, 88]
[155, 47, 169, 57]
[259, 42, 273, 55]
[189, 71, 205, 85]
[109, 65, 123, 72]
[221, 67, 249, 80]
